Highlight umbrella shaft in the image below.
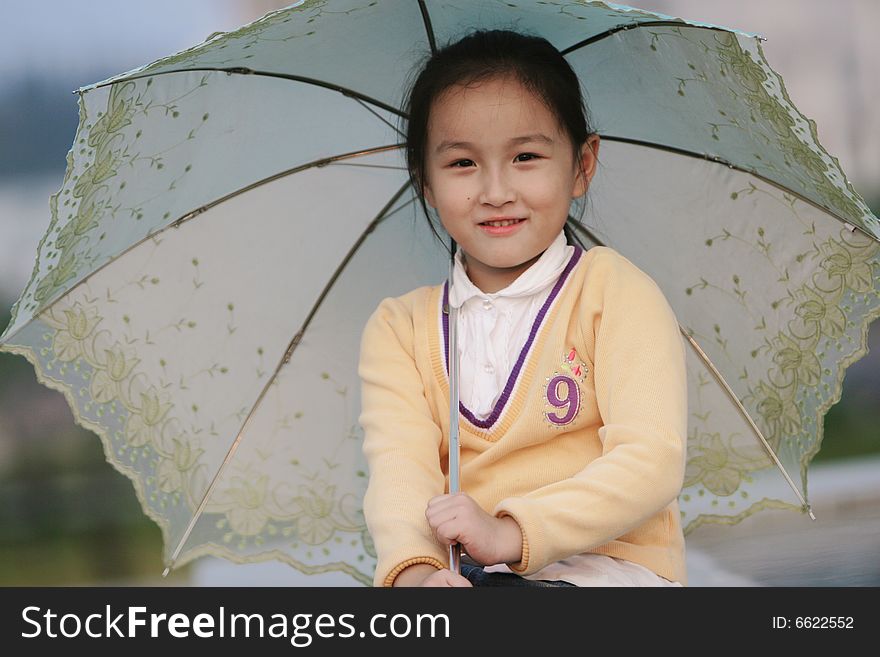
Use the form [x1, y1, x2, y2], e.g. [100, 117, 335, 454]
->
[448, 303, 461, 574]
[447, 244, 462, 574]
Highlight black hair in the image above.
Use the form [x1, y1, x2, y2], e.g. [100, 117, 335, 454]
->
[398, 27, 601, 255]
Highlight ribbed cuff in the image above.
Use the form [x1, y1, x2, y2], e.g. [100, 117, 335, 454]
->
[383, 556, 445, 587]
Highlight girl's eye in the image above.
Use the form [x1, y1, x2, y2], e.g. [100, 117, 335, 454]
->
[449, 154, 539, 168]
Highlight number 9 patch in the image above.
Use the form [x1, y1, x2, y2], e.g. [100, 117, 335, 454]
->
[544, 347, 589, 428]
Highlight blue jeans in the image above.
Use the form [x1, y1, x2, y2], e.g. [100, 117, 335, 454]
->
[459, 563, 576, 587]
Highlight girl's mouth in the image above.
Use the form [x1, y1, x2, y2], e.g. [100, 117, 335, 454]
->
[478, 218, 527, 236]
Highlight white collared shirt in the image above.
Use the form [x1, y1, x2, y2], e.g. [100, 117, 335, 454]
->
[447, 229, 573, 419]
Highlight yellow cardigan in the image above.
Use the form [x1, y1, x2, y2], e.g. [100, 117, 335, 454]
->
[358, 245, 688, 587]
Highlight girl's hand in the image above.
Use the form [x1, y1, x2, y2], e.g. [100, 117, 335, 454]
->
[425, 492, 523, 566]
[419, 568, 473, 587]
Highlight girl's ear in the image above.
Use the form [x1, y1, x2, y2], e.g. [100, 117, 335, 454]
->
[572, 134, 600, 198]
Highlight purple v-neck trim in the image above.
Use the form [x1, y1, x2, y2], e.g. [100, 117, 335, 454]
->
[442, 245, 583, 430]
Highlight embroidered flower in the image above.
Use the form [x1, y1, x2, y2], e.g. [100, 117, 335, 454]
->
[559, 347, 589, 383]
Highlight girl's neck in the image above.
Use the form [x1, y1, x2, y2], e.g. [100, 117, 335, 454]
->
[463, 252, 542, 294]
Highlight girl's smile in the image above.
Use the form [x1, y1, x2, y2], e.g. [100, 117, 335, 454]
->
[478, 217, 528, 236]
[422, 74, 598, 293]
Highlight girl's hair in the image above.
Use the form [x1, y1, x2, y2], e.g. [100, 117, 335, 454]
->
[398, 28, 600, 255]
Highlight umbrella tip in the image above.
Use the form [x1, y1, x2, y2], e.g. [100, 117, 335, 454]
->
[805, 504, 816, 521]
[162, 566, 171, 578]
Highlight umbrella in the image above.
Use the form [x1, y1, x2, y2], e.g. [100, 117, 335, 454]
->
[1, 0, 878, 586]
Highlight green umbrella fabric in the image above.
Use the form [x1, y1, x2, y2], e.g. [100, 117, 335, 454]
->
[1, 0, 877, 585]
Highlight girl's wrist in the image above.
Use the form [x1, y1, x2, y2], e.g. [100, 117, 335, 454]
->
[496, 516, 524, 564]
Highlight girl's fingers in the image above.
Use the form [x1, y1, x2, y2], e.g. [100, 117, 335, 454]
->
[432, 518, 462, 545]
[425, 506, 458, 529]
[448, 573, 473, 587]
[426, 496, 472, 525]
[422, 569, 473, 587]
[427, 492, 469, 509]
[426, 493, 457, 510]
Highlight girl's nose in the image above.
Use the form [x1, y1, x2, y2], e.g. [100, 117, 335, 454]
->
[479, 168, 516, 206]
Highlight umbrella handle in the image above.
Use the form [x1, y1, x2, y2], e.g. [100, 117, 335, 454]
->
[449, 542, 461, 573]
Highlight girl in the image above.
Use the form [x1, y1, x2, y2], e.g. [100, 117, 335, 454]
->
[358, 29, 687, 587]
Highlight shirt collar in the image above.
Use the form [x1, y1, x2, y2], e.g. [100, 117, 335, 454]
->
[448, 229, 573, 309]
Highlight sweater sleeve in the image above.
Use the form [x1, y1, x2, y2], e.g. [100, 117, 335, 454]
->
[492, 252, 688, 575]
[358, 295, 449, 586]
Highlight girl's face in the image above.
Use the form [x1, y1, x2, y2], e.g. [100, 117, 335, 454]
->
[423, 75, 599, 293]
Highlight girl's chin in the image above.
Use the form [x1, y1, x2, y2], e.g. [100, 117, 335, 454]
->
[468, 253, 535, 272]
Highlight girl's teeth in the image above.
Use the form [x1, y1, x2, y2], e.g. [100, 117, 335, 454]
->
[484, 219, 521, 227]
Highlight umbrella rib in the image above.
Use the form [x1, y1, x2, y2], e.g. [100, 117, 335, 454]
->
[280, 187, 417, 369]
[566, 220, 816, 520]
[680, 331, 815, 520]
[352, 96, 406, 139]
[330, 162, 407, 171]
[162, 181, 416, 575]
[79, 69, 406, 119]
[0, 143, 405, 351]
[559, 21, 764, 57]
[600, 134, 878, 244]
[417, 0, 438, 56]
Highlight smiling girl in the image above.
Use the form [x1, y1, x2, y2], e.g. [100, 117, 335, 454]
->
[358, 28, 688, 587]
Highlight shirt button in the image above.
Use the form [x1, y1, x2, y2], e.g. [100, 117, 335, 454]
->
[483, 362, 494, 374]
[482, 299, 493, 310]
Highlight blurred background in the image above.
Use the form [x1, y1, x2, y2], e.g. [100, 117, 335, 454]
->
[0, 0, 877, 587]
